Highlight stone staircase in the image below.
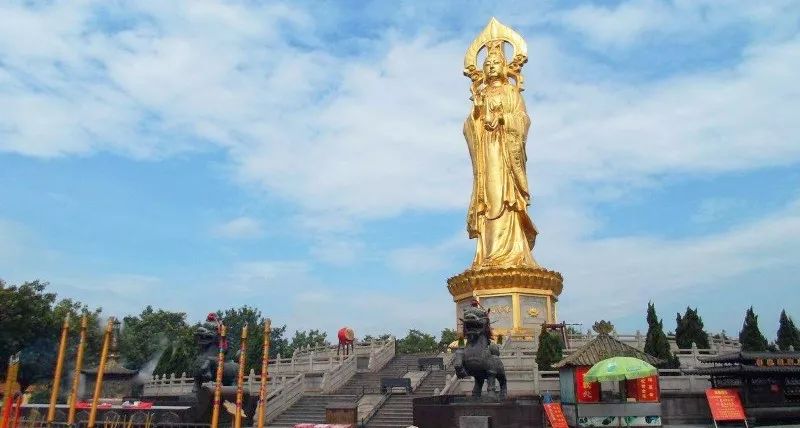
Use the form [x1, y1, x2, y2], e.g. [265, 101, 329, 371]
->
[337, 354, 420, 395]
[269, 393, 357, 427]
[366, 368, 448, 428]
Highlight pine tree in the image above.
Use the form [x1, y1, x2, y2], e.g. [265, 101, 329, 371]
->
[675, 307, 709, 349]
[777, 310, 800, 351]
[739, 306, 769, 352]
[644, 302, 680, 369]
[153, 342, 174, 376]
[536, 326, 564, 371]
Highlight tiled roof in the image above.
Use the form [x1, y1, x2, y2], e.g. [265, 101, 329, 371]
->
[553, 333, 662, 368]
[698, 351, 800, 364]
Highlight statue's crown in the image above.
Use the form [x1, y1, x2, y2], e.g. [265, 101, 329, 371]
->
[484, 40, 506, 61]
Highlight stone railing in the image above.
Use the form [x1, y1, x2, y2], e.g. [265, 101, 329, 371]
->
[565, 332, 740, 354]
[142, 369, 293, 397]
[292, 338, 395, 359]
[497, 333, 738, 369]
[271, 353, 346, 375]
[367, 337, 396, 372]
[658, 369, 712, 393]
[441, 367, 710, 396]
[321, 354, 357, 394]
[266, 373, 305, 423]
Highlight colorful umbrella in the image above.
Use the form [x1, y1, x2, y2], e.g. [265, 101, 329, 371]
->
[584, 357, 657, 382]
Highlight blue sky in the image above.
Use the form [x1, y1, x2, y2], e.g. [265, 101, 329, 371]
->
[1, 0, 799, 341]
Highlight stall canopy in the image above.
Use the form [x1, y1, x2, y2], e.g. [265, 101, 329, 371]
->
[584, 357, 658, 382]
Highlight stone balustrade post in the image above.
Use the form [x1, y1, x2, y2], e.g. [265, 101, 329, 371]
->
[533, 361, 540, 394]
[248, 368, 256, 394]
[691, 342, 699, 368]
[310, 351, 314, 371]
[181, 372, 188, 393]
[635, 330, 642, 350]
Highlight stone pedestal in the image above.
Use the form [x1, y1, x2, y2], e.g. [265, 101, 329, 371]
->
[447, 266, 563, 338]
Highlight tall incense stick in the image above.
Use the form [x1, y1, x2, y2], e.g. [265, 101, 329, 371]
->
[67, 315, 88, 425]
[257, 319, 271, 428]
[47, 314, 71, 424]
[210, 323, 227, 428]
[234, 324, 248, 428]
[87, 318, 114, 428]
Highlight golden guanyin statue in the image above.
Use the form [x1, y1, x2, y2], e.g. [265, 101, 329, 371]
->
[463, 18, 538, 269]
[448, 18, 562, 337]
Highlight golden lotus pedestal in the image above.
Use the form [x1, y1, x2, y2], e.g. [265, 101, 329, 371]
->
[447, 266, 563, 339]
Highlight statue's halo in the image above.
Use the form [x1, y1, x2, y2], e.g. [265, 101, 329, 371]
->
[463, 17, 528, 72]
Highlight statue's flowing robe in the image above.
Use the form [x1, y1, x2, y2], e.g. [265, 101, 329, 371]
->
[464, 82, 538, 269]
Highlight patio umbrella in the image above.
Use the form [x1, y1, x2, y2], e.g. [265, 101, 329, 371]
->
[584, 356, 657, 382]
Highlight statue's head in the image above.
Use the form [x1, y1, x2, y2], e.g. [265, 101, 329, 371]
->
[482, 41, 507, 81]
[194, 325, 217, 349]
[462, 306, 491, 341]
[464, 19, 528, 90]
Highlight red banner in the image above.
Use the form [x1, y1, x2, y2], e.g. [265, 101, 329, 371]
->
[705, 388, 746, 421]
[626, 375, 660, 402]
[543, 403, 569, 428]
[575, 366, 600, 403]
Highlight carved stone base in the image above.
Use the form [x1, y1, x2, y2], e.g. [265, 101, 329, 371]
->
[447, 266, 563, 338]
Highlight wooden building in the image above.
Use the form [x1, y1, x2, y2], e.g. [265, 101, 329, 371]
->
[689, 351, 800, 422]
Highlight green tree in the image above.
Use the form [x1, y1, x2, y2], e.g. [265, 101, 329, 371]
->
[268, 324, 290, 359]
[119, 306, 191, 370]
[643, 302, 679, 369]
[288, 329, 330, 355]
[438, 328, 458, 351]
[153, 342, 174, 376]
[247, 322, 290, 373]
[219, 306, 263, 359]
[363, 334, 392, 342]
[675, 307, 709, 349]
[739, 306, 769, 352]
[396, 329, 438, 354]
[535, 327, 564, 371]
[0, 280, 103, 391]
[776, 310, 800, 351]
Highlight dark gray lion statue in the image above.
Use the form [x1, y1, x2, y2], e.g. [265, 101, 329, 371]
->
[453, 305, 507, 399]
[191, 323, 239, 393]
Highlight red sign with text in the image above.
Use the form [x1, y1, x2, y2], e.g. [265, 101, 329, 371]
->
[575, 366, 600, 403]
[626, 375, 660, 402]
[543, 403, 569, 428]
[705, 389, 746, 421]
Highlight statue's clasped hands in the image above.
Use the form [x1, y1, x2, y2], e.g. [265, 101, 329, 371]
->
[483, 114, 503, 131]
[483, 100, 504, 130]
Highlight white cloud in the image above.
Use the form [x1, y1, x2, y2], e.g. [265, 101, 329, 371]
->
[534, 196, 800, 321]
[557, 0, 800, 50]
[310, 237, 365, 266]
[212, 216, 264, 239]
[387, 232, 471, 274]
[1, 1, 798, 225]
[558, 0, 669, 48]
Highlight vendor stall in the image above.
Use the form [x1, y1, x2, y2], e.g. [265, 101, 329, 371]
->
[554, 324, 663, 427]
